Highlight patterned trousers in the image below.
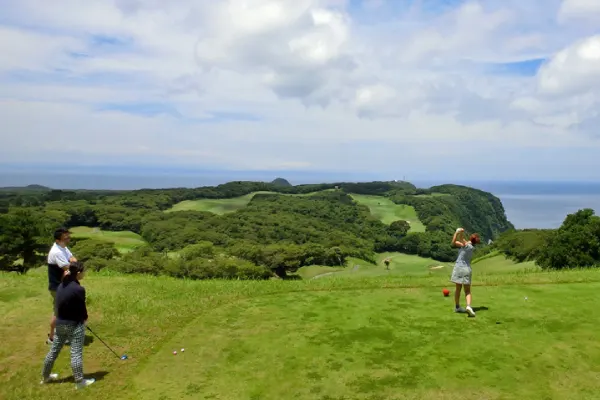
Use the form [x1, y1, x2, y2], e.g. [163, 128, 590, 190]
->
[42, 322, 85, 382]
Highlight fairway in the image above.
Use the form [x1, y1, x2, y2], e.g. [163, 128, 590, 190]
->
[166, 192, 263, 214]
[70, 226, 146, 253]
[166, 190, 333, 215]
[305, 253, 539, 280]
[5, 268, 600, 399]
[294, 265, 347, 280]
[325, 253, 447, 279]
[135, 283, 600, 400]
[472, 254, 540, 274]
[350, 194, 426, 231]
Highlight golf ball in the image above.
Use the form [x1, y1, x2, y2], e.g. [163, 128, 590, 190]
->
[181, 348, 185, 352]
[173, 351, 177, 355]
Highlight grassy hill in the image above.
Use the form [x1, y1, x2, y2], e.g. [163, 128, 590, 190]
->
[349, 194, 426, 231]
[70, 227, 146, 253]
[3, 180, 600, 399]
[299, 253, 540, 280]
[165, 190, 338, 214]
[166, 191, 427, 231]
[165, 192, 264, 215]
[4, 267, 600, 399]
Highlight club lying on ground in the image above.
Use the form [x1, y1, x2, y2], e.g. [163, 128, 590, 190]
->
[86, 326, 128, 360]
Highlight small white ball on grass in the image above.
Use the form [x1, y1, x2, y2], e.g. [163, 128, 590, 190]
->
[173, 350, 177, 355]
[181, 348, 185, 352]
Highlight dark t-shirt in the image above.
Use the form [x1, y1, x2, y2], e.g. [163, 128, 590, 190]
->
[48, 263, 64, 291]
[55, 280, 88, 324]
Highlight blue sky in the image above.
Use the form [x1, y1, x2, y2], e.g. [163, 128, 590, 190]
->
[1, 0, 600, 182]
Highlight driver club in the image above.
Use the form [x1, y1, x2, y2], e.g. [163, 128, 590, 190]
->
[86, 326, 128, 360]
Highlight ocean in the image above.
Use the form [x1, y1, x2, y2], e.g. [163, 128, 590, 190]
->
[489, 183, 600, 229]
[1, 172, 599, 230]
[421, 181, 600, 230]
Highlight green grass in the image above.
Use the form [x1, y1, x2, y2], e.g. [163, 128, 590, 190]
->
[349, 194, 426, 231]
[293, 265, 347, 280]
[5, 262, 600, 399]
[472, 254, 540, 274]
[166, 193, 265, 214]
[70, 227, 146, 253]
[304, 253, 539, 281]
[166, 190, 334, 215]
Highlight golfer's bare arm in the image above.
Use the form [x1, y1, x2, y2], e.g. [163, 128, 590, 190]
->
[451, 230, 466, 247]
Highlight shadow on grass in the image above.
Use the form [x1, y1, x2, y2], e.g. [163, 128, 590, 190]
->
[49, 370, 109, 384]
[455, 306, 489, 317]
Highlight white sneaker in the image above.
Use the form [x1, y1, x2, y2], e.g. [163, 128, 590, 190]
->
[40, 373, 59, 384]
[466, 306, 476, 317]
[75, 378, 96, 390]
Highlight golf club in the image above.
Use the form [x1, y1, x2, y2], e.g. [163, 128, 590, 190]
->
[86, 326, 128, 360]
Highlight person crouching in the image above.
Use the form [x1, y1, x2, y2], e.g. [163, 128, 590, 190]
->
[40, 261, 96, 390]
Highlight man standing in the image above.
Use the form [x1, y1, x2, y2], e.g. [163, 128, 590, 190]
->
[47, 227, 77, 344]
[384, 258, 391, 270]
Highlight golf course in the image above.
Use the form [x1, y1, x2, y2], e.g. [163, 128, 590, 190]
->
[165, 190, 426, 231]
[2, 180, 600, 399]
[3, 263, 600, 399]
[69, 227, 146, 253]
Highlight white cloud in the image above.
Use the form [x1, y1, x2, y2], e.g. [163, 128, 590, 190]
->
[558, 0, 600, 23]
[1, 0, 600, 181]
[537, 35, 600, 96]
[0, 27, 84, 71]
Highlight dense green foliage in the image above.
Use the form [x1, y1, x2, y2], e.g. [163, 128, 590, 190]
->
[535, 209, 600, 270]
[482, 229, 554, 263]
[0, 208, 67, 272]
[70, 238, 120, 269]
[474, 209, 600, 271]
[390, 184, 514, 240]
[0, 180, 517, 278]
[109, 245, 273, 280]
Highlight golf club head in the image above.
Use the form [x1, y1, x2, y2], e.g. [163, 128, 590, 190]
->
[121, 354, 128, 360]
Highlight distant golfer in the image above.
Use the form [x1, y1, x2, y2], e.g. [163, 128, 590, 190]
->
[41, 261, 96, 389]
[47, 227, 77, 345]
[384, 258, 391, 270]
[450, 228, 480, 317]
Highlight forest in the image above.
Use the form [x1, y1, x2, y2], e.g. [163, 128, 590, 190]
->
[1, 180, 598, 279]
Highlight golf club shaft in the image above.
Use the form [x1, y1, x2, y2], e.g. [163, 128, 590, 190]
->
[86, 326, 121, 358]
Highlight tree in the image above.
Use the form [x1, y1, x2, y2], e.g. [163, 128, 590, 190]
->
[490, 229, 553, 263]
[0, 208, 60, 273]
[388, 220, 410, 237]
[179, 241, 215, 260]
[535, 209, 600, 270]
[71, 239, 119, 263]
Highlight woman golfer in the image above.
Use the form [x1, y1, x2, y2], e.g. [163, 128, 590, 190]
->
[450, 228, 480, 317]
[40, 261, 96, 389]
